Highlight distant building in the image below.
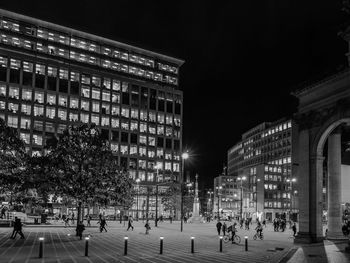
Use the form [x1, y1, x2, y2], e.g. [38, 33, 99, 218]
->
[226, 119, 298, 221]
[0, 9, 184, 217]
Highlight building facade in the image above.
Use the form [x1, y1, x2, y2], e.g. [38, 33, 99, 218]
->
[0, 9, 184, 217]
[227, 119, 298, 221]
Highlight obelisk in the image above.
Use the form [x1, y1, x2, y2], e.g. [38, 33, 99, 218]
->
[191, 174, 201, 223]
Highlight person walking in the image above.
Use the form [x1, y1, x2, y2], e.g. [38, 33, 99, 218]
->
[76, 221, 85, 240]
[216, 220, 222, 236]
[262, 219, 266, 228]
[292, 223, 297, 237]
[86, 214, 91, 227]
[222, 222, 227, 236]
[145, 220, 151, 234]
[127, 216, 134, 231]
[71, 212, 75, 224]
[239, 218, 244, 229]
[99, 216, 107, 232]
[10, 217, 25, 239]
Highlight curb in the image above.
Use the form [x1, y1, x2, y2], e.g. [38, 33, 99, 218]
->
[277, 246, 299, 263]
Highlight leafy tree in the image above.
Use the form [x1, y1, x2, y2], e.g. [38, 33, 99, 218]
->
[161, 182, 181, 218]
[0, 118, 28, 205]
[44, 123, 133, 223]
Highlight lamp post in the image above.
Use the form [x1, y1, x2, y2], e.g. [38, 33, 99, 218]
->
[207, 190, 213, 216]
[136, 178, 140, 221]
[155, 164, 161, 227]
[237, 176, 247, 220]
[215, 186, 222, 220]
[180, 151, 189, 232]
[286, 178, 296, 220]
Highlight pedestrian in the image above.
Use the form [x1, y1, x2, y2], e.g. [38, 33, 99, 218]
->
[71, 212, 75, 224]
[10, 217, 25, 239]
[184, 215, 187, 223]
[86, 214, 91, 227]
[170, 216, 173, 224]
[292, 222, 297, 237]
[76, 221, 85, 240]
[239, 218, 243, 229]
[245, 219, 250, 230]
[222, 222, 227, 236]
[262, 219, 266, 228]
[127, 216, 134, 231]
[216, 220, 222, 235]
[99, 216, 107, 232]
[145, 220, 151, 234]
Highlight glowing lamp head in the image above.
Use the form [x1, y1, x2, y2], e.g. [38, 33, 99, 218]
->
[160, 236, 164, 240]
[191, 236, 195, 240]
[39, 237, 44, 241]
[182, 152, 189, 159]
[85, 237, 90, 240]
[124, 236, 128, 240]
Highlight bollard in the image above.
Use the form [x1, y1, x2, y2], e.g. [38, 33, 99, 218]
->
[219, 236, 223, 252]
[85, 237, 89, 256]
[38, 237, 44, 258]
[191, 237, 195, 253]
[124, 236, 128, 255]
[160, 237, 164, 254]
[245, 236, 248, 251]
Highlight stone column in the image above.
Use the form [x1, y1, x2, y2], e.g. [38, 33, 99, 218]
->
[327, 130, 344, 239]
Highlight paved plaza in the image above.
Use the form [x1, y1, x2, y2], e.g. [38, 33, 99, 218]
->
[0, 220, 349, 263]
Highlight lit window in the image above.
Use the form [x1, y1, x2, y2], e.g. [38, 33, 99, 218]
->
[47, 94, 56, 105]
[70, 97, 78, 109]
[58, 109, 67, 120]
[33, 134, 42, 145]
[111, 118, 119, 128]
[58, 95, 67, 106]
[46, 107, 56, 119]
[80, 113, 89, 123]
[69, 112, 78, 121]
[91, 114, 100, 125]
[20, 133, 30, 144]
[92, 102, 100, 112]
[92, 89, 100, 100]
[81, 100, 89, 111]
[7, 115, 18, 128]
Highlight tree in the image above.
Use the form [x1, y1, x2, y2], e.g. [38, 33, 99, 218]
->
[0, 118, 27, 205]
[43, 123, 133, 223]
[161, 182, 181, 218]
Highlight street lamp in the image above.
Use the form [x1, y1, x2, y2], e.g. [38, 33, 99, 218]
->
[155, 164, 161, 227]
[215, 186, 222, 219]
[237, 176, 247, 220]
[180, 151, 189, 232]
[286, 178, 296, 220]
[136, 178, 140, 221]
[207, 190, 214, 216]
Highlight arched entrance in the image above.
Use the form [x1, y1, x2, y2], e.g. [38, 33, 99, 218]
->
[293, 69, 350, 243]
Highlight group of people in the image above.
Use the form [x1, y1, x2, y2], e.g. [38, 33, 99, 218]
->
[273, 217, 287, 232]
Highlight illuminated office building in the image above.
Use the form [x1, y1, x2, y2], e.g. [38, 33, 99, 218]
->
[227, 119, 298, 221]
[0, 9, 184, 217]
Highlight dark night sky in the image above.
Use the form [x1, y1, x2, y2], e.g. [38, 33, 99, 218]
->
[0, 1, 348, 189]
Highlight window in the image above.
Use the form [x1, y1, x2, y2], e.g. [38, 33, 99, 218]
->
[101, 103, 110, 114]
[81, 86, 90, 98]
[111, 118, 119, 128]
[34, 91, 44, 103]
[157, 148, 163, 158]
[58, 95, 67, 106]
[130, 121, 138, 131]
[81, 74, 90, 84]
[47, 93, 56, 105]
[9, 86, 19, 99]
[112, 80, 120, 91]
[20, 133, 30, 144]
[45, 122, 55, 133]
[112, 105, 120, 115]
[91, 114, 99, 125]
[7, 115, 18, 128]
[69, 112, 78, 121]
[148, 150, 155, 158]
[101, 117, 109, 126]
[22, 88, 32, 101]
[103, 78, 111, 89]
[130, 145, 137, 155]
[70, 97, 78, 108]
[112, 93, 120, 103]
[46, 107, 56, 119]
[33, 134, 43, 145]
[0, 84, 6, 96]
[102, 91, 110, 102]
[140, 122, 147, 133]
[148, 136, 155, 146]
[157, 125, 164, 135]
[92, 102, 100, 112]
[121, 120, 129, 130]
[131, 108, 138, 119]
[140, 135, 147, 145]
[81, 100, 89, 111]
[120, 145, 128, 155]
[157, 113, 164, 124]
[92, 89, 100, 100]
[58, 109, 67, 120]
[21, 104, 31, 115]
[8, 103, 19, 113]
[59, 68, 68, 79]
[80, 113, 89, 123]
[92, 76, 101, 87]
[121, 107, 129, 118]
[111, 143, 118, 152]
[139, 146, 146, 156]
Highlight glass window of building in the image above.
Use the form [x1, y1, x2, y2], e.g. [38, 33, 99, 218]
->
[139, 135, 147, 145]
[0, 100, 5, 109]
[81, 74, 90, 85]
[121, 120, 129, 130]
[112, 105, 120, 115]
[7, 115, 18, 128]
[92, 101, 100, 112]
[130, 120, 138, 131]
[157, 113, 164, 124]
[57, 124, 66, 133]
[80, 100, 89, 111]
[166, 115, 173, 125]
[59, 68, 68, 79]
[20, 133, 30, 144]
[139, 159, 146, 169]
[22, 61, 33, 86]
[21, 88, 32, 101]
[58, 109, 67, 120]
[101, 103, 110, 114]
[149, 112, 156, 122]
[92, 88, 100, 100]
[33, 134, 43, 146]
[102, 117, 110, 126]
[80, 113, 89, 123]
[147, 173, 154, 182]
[46, 107, 56, 119]
[112, 92, 120, 103]
[139, 122, 147, 133]
[112, 80, 120, 91]
[35, 63, 45, 75]
[58, 95, 67, 106]
[92, 76, 101, 87]
[70, 97, 78, 108]
[33, 120, 43, 131]
[110, 142, 118, 152]
[91, 114, 100, 125]
[0, 84, 6, 96]
[138, 171, 145, 181]
[45, 122, 55, 133]
[174, 116, 181, 126]
[69, 112, 78, 121]
[121, 107, 129, 118]
[130, 145, 137, 155]
[165, 152, 172, 160]
[102, 91, 110, 102]
[111, 118, 119, 128]
[34, 91, 44, 103]
[120, 145, 128, 155]
[148, 150, 155, 158]
[131, 108, 138, 119]
[157, 148, 164, 158]
[173, 162, 180, 172]
[47, 93, 56, 105]
[9, 86, 19, 99]
[157, 125, 164, 135]
[8, 103, 18, 114]
[139, 146, 146, 157]
[140, 110, 147, 121]
[21, 104, 31, 115]
[149, 125, 156, 134]
[10, 58, 20, 69]
[165, 162, 171, 171]
[148, 136, 155, 146]
[166, 127, 172, 137]
[103, 78, 111, 89]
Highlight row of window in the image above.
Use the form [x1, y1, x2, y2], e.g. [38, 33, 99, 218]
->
[264, 202, 290, 209]
[0, 30, 178, 85]
[261, 121, 292, 138]
[0, 18, 180, 75]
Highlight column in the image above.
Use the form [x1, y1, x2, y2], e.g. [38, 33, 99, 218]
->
[327, 130, 343, 239]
